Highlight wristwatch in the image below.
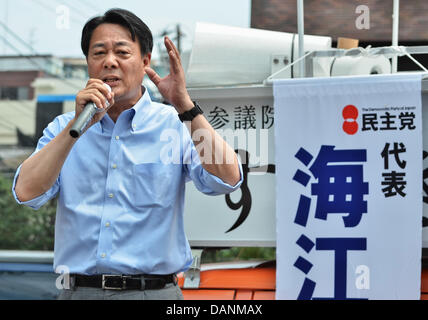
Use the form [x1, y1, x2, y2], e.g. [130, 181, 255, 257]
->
[178, 101, 204, 122]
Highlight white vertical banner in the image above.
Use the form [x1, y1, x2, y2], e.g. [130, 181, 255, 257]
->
[274, 74, 423, 300]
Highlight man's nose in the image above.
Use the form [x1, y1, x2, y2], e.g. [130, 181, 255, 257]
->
[103, 52, 118, 69]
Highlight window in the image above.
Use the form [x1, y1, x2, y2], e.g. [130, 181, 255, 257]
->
[0, 87, 30, 100]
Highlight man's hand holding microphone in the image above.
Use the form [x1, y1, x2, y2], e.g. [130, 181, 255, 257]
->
[70, 79, 115, 138]
[14, 79, 114, 202]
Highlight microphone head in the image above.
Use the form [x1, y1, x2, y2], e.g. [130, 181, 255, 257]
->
[103, 83, 112, 93]
[101, 83, 112, 109]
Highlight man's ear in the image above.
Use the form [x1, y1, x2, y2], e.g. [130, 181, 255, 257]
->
[142, 53, 151, 68]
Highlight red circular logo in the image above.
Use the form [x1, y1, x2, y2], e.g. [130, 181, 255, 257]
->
[342, 104, 358, 135]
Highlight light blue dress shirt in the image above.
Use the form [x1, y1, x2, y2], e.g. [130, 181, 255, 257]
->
[12, 88, 243, 275]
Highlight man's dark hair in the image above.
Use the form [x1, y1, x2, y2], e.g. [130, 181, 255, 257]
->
[81, 8, 153, 58]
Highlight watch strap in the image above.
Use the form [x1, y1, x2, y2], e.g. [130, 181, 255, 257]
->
[178, 102, 204, 122]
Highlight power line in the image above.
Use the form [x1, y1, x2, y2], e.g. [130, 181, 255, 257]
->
[0, 20, 37, 55]
[0, 32, 83, 91]
[2, 0, 8, 55]
[53, 0, 93, 22]
[0, 18, 84, 90]
[73, 0, 103, 15]
[32, 0, 86, 26]
[0, 32, 39, 63]
[0, 6, 90, 90]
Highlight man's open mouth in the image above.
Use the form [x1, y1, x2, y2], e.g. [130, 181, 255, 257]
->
[102, 76, 121, 86]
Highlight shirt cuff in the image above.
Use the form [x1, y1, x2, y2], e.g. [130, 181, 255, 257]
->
[199, 158, 244, 195]
[12, 164, 55, 210]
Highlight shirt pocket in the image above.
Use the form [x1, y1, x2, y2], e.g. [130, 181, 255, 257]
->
[132, 162, 181, 207]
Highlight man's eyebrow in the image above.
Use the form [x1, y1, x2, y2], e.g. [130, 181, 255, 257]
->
[114, 41, 131, 47]
[91, 41, 132, 49]
[91, 43, 106, 49]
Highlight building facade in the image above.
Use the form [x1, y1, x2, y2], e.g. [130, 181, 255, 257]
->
[251, 0, 428, 71]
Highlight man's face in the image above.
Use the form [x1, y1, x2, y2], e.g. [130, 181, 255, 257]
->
[87, 23, 151, 105]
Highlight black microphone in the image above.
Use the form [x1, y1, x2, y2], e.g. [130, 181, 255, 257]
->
[69, 83, 112, 138]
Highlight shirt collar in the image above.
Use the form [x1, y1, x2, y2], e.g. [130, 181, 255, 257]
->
[131, 86, 153, 131]
[99, 86, 152, 133]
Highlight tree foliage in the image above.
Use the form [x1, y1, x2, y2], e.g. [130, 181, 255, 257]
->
[0, 174, 56, 250]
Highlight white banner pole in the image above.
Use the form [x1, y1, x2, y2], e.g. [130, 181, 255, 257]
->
[392, 0, 400, 73]
[297, 0, 305, 77]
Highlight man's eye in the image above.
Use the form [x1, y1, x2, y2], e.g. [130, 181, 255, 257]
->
[94, 52, 105, 55]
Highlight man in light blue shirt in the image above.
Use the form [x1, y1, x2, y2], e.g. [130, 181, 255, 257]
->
[12, 8, 242, 300]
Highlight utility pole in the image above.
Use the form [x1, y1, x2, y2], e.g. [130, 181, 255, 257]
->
[29, 27, 36, 50]
[160, 24, 185, 56]
[176, 24, 182, 54]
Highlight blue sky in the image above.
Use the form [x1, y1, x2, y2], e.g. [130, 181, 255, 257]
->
[0, 0, 251, 58]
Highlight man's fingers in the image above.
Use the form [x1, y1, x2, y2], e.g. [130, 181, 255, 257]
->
[76, 89, 107, 111]
[164, 36, 181, 63]
[164, 37, 183, 75]
[145, 67, 162, 86]
[79, 94, 103, 110]
[108, 91, 115, 108]
[88, 89, 108, 109]
[85, 79, 112, 103]
[168, 49, 182, 75]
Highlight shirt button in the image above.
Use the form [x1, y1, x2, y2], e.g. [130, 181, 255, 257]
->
[108, 193, 114, 198]
[115, 135, 120, 140]
[101, 253, 106, 258]
[112, 164, 117, 169]
[105, 222, 110, 227]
